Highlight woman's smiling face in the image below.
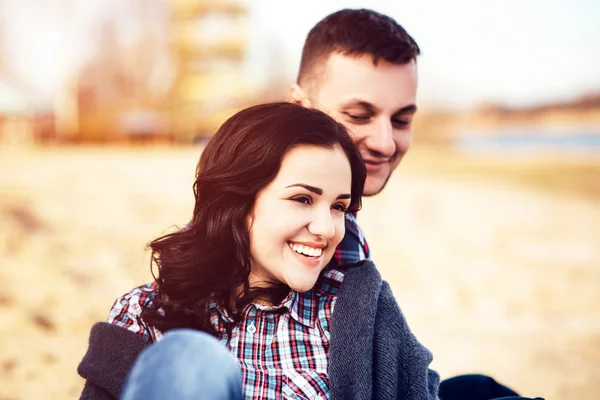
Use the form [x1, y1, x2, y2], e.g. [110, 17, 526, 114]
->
[248, 144, 352, 293]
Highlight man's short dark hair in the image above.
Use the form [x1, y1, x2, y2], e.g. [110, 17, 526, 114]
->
[297, 8, 420, 88]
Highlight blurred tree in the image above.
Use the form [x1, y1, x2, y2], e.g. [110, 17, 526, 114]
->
[72, 0, 174, 141]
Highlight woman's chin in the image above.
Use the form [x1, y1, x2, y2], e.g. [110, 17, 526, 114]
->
[288, 280, 318, 293]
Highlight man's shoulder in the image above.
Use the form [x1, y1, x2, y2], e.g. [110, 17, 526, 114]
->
[343, 212, 360, 230]
[334, 213, 370, 265]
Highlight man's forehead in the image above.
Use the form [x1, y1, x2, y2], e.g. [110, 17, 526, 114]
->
[322, 52, 416, 79]
[316, 53, 418, 111]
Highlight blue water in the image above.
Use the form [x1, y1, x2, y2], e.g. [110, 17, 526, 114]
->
[456, 130, 600, 154]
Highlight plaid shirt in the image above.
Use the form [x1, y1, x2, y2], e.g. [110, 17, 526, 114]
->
[107, 213, 369, 399]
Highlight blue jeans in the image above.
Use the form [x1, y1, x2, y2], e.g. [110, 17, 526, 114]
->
[121, 329, 242, 400]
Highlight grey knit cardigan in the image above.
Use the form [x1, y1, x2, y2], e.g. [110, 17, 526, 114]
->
[78, 260, 440, 399]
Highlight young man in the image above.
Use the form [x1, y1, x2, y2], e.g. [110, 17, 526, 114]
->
[288, 8, 418, 198]
[288, 8, 528, 400]
[287, 8, 418, 264]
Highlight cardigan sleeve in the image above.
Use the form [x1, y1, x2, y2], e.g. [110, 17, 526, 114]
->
[373, 281, 440, 400]
[78, 322, 150, 400]
[79, 380, 116, 400]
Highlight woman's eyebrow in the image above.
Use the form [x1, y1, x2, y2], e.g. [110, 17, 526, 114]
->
[287, 184, 350, 200]
[286, 183, 322, 195]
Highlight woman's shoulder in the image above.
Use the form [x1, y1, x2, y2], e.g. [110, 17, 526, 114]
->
[108, 282, 158, 318]
[107, 282, 162, 342]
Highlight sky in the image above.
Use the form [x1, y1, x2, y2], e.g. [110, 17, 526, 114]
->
[246, 0, 600, 109]
[1, 0, 599, 110]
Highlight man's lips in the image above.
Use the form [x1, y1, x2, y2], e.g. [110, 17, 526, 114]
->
[363, 159, 388, 172]
[364, 159, 387, 165]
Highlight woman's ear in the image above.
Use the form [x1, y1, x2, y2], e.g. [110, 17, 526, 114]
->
[286, 84, 312, 107]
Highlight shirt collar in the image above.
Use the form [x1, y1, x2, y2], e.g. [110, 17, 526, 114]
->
[284, 290, 316, 328]
[209, 290, 317, 329]
[208, 295, 234, 324]
[253, 290, 316, 329]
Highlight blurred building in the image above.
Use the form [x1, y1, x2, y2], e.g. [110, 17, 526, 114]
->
[54, 13, 174, 144]
[169, 0, 250, 142]
[0, 74, 55, 146]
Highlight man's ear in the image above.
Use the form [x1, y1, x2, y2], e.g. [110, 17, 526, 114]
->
[286, 84, 312, 107]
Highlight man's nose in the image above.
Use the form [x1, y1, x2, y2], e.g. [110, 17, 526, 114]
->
[366, 119, 395, 158]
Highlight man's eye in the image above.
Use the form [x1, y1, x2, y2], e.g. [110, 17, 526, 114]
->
[392, 119, 410, 128]
[344, 112, 370, 121]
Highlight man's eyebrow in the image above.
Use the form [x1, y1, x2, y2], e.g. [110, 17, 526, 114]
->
[340, 98, 377, 113]
[286, 183, 322, 195]
[393, 104, 418, 116]
[341, 99, 417, 116]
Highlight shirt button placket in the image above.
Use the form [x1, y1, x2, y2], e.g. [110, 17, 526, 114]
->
[246, 307, 257, 334]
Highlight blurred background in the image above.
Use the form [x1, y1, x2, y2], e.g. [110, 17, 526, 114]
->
[0, 0, 598, 399]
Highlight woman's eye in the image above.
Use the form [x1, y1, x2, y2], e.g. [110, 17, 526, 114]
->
[332, 203, 348, 213]
[292, 196, 312, 205]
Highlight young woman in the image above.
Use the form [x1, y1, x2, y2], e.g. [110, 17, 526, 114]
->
[77, 102, 440, 400]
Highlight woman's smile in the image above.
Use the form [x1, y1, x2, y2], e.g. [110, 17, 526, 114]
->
[288, 241, 325, 267]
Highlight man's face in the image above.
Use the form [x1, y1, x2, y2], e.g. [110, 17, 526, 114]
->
[296, 53, 418, 196]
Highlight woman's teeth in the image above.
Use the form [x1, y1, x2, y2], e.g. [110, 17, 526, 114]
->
[289, 242, 322, 257]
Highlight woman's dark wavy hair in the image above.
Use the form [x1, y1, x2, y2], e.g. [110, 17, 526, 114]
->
[142, 102, 366, 335]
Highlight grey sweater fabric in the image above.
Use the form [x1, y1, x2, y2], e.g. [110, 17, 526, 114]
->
[329, 260, 440, 400]
[78, 260, 440, 399]
[78, 323, 148, 399]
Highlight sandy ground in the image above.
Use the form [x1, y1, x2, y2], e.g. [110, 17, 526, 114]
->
[0, 146, 598, 400]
